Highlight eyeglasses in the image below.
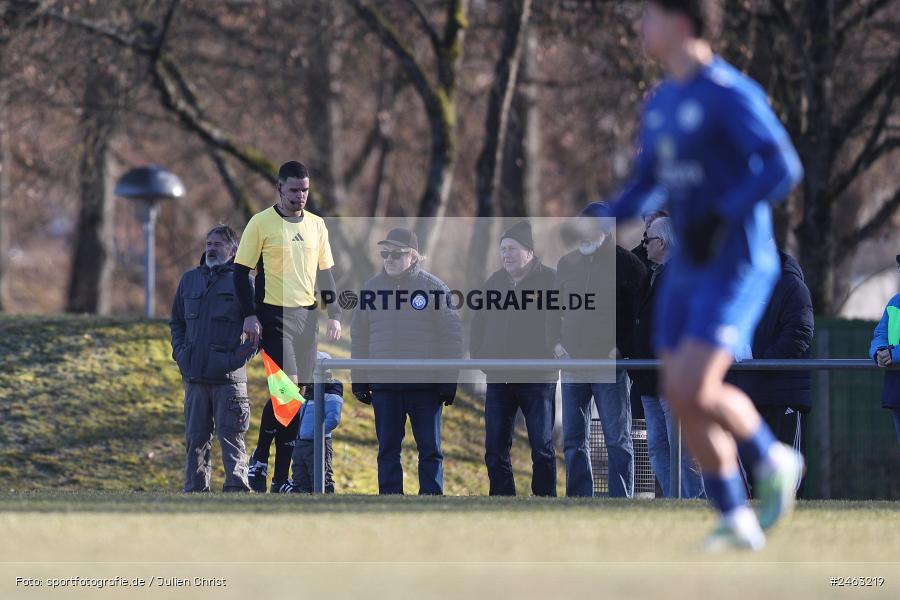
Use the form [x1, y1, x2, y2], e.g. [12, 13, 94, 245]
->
[380, 250, 410, 260]
[642, 236, 661, 245]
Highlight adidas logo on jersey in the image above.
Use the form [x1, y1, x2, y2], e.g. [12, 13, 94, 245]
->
[291, 232, 304, 242]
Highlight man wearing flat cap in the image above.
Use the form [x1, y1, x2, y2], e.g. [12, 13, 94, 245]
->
[351, 228, 463, 494]
[470, 221, 559, 496]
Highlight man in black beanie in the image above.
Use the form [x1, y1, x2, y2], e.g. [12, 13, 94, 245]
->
[470, 221, 559, 496]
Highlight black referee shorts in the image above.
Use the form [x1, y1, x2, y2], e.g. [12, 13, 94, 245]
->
[258, 302, 318, 383]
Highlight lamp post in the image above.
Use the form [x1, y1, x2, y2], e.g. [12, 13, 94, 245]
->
[114, 165, 184, 318]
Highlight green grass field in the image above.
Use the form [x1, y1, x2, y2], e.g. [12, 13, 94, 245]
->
[2, 492, 899, 599]
[3, 316, 899, 598]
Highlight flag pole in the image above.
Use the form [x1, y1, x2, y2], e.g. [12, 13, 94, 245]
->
[313, 356, 326, 494]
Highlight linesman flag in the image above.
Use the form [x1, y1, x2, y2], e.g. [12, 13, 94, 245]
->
[260, 350, 305, 426]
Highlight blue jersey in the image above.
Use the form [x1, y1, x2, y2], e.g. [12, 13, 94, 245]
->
[608, 57, 803, 270]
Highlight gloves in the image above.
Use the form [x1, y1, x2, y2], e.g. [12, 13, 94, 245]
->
[684, 212, 727, 266]
[440, 391, 456, 407]
[352, 383, 373, 405]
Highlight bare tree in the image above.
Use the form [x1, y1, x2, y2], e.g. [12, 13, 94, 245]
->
[65, 59, 121, 314]
[744, 0, 900, 314]
[350, 0, 470, 254]
[467, 0, 532, 290]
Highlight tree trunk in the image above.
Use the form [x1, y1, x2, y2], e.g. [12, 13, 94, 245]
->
[500, 27, 539, 219]
[467, 0, 532, 290]
[793, 0, 838, 315]
[306, 0, 345, 214]
[65, 65, 119, 314]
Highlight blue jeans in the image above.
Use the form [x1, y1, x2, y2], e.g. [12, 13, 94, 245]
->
[484, 382, 557, 496]
[372, 389, 443, 495]
[641, 395, 705, 499]
[892, 409, 900, 445]
[562, 369, 633, 497]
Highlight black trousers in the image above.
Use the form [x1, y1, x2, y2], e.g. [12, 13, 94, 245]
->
[253, 303, 317, 482]
[251, 398, 301, 483]
[258, 302, 318, 381]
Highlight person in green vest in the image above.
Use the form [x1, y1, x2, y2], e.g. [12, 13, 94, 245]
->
[869, 254, 900, 444]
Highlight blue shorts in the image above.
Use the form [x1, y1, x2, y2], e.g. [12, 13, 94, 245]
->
[653, 257, 778, 355]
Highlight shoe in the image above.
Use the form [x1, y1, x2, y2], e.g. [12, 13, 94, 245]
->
[247, 459, 268, 493]
[702, 507, 766, 552]
[755, 443, 805, 531]
[271, 479, 300, 494]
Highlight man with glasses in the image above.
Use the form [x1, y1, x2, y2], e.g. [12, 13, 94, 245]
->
[350, 228, 463, 494]
[631, 209, 669, 270]
[633, 217, 705, 498]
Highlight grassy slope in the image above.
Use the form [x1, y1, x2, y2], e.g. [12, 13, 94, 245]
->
[0, 315, 555, 494]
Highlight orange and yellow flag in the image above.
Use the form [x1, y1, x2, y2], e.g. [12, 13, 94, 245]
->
[260, 350, 305, 426]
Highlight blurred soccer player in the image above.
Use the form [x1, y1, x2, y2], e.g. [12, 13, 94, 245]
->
[594, 0, 805, 550]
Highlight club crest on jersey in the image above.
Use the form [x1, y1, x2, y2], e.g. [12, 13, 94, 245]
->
[676, 99, 704, 132]
[656, 135, 676, 162]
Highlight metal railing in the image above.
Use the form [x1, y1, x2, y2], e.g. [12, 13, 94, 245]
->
[310, 358, 889, 494]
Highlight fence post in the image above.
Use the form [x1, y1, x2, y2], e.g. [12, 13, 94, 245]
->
[313, 358, 326, 494]
[814, 329, 831, 499]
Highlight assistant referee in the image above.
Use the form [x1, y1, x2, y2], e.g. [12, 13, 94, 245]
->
[233, 160, 342, 493]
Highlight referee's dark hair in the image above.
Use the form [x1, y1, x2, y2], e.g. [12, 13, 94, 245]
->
[649, 0, 722, 38]
[278, 161, 310, 181]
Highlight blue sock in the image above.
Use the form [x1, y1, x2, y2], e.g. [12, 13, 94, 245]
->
[736, 422, 777, 469]
[703, 471, 746, 515]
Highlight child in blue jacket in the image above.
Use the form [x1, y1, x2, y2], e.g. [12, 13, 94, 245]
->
[288, 352, 344, 493]
[869, 254, 900, 444]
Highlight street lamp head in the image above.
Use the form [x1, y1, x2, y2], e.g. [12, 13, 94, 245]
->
[114, 165, 184, 201]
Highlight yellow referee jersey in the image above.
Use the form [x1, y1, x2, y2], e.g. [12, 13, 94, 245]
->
[234, 206, 335, 308]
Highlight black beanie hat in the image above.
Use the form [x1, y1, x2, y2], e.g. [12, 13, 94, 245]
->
[500, 221, 534, 251]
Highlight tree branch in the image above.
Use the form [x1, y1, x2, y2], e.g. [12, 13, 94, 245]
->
[836, 0, 895, 50]
[830, 121, 899, 200]
[834, 48, 900, 147]
[838, 185, 900, 257]
[474, 0, 531, 218]
[403, 0, 441, 54]
[152, 57, 278, 183]
[43, 8, 147, 50]
[350, 0, 441, 108]
[149, 0, 181, 62]
[437, 0, 469, 92]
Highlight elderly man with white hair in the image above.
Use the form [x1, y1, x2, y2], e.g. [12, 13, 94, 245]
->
[632, 217, 704, 498]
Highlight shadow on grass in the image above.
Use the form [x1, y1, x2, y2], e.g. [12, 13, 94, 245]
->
[0, 491, 717, 514]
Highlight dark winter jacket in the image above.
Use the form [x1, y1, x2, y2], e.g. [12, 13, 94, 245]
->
[170, 257, 256, 384]
[631, 242, 654, 271]
[469, 259, 559, 383]
[548, 244, 647, 359]
[729, 251, 814, 410]
[350, 263, 463, 394]
[630, 262, 668, 398]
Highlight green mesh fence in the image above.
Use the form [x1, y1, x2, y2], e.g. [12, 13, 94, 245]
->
[805, 318, 900, 499]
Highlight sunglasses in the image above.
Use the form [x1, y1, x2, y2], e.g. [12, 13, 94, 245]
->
[380, 250, 410, 260]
